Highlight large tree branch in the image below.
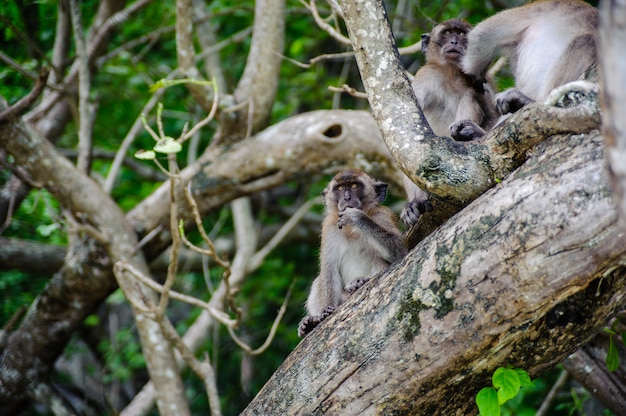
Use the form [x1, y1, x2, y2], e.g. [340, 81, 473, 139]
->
[242, 129, 626, 415]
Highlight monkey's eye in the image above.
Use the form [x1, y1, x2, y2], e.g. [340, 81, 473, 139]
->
[351, 183, 358, 189]
[337, 185, 344, 191]
[444, 30, 451, 35]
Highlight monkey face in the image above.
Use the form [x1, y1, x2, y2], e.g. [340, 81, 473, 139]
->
[426, 18, 472, 67]
[334, 182, 364, 212]
[439, 29, 468, 61]
[324, 169, 388, 213]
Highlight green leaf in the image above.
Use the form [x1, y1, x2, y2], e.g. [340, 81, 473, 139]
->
[134, 149, 156, 160]
[606, 336, 620, 372]
[84, 314, 100, 327]
[513, 368, 533, 387]
[476, 387, 500, 416]
[154, 137, 182, 154]
[493, 367, 521, 405]
[621, 330, 626, 347]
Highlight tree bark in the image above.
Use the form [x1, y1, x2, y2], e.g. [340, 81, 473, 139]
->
[242, 128, 626, 415]
[599, 0, 626, 229]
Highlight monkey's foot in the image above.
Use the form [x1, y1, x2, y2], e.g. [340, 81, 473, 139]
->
[449, 120, 486, 141]
[400, 198, 433, 227]
[298, 316, 321, 337]
[345, 279, 370, 294]
[320, 306, 336, 319]
[297, 307, 336, 337]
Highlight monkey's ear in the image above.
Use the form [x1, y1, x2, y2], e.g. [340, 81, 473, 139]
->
[421, 33, 431, 55]
[321, 189, 328, 207]
[374, 182, 388, 203]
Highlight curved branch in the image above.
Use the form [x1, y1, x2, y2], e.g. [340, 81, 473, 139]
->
[0, 67, 49, 122]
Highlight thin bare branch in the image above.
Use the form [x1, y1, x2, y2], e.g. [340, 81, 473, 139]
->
[0, 67, 50, 123]
[226, 281, 294, 355]
[69, 0, 93, 174]
[183, 183, 230, 268]
[158, 316, 222, 416]
[121, 261, 237, 327]
[327, 83, 367, 99]
[248, 196, 322, 271]
[536, 370, 569, 416]
[180, 82, 219, 143]
[300, 0, 351, 45]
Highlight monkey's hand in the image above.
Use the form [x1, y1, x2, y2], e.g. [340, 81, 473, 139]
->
[450, 120, 486, 141]
[345, 278, 370, 294]
[400, 198, 433, 227]
[495, 88, 534, 115]
[338, 207, 364, 229]
[297, 306, 336, 337]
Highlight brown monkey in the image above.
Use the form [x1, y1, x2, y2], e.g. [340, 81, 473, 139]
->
[402, 18, 497, 226]
[462, 0, 598, 116]
[412, 18, 497, 140]
[298, 170, 407, 337]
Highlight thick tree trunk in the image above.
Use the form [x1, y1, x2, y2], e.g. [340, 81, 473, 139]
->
[242, 130, 626, 415]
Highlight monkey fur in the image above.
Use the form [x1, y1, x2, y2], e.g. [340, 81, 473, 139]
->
[462, 0, 598, 115]
[298, 170, 407, 337]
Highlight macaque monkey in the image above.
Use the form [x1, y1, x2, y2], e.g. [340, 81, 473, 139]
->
[298, 170, 407, 337]
[402, 18, 497, 226]
[412, 18, 497, 141]
[462, 0, 598, 116]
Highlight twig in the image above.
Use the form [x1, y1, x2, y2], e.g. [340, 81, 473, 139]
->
[118, 261, 237, 327]
[328, 84, 368, 99]
[158, 313, 222, 416]
[159, 152, 181, 314]
[103, 81, 167, 193]
[281, 50, 355, 69]
[300, 0, 351, 45]
[183, 183, 231, 268]
[179, 81, 219, 143]
[248, 196, 322, 271]
[0, 67, 50, 123]
[226, 281, 295, 355]
[225, 197, 258, 325]
[536, 369, 569, 416]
